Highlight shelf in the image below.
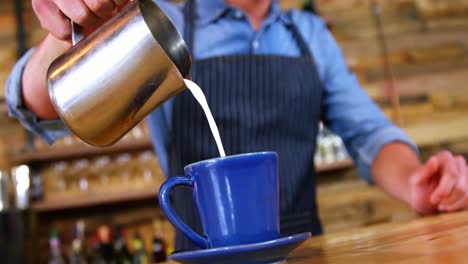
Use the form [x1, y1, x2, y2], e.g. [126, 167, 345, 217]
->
[31, 187, 158, 212]
[316, 158, 354, 173]
[405, 113, 468, 148]
[11, 133, 355, 172]
[10, 137, 153, 164]
[29, 160, 355, 212]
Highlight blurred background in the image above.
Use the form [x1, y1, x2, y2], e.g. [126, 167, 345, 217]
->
[1, 0, 468, 263]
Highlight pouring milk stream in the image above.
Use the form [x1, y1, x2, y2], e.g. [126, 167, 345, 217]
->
[184, 79, 226, 157]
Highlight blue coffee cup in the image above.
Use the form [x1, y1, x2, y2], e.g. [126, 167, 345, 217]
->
[159, 152, 280, 249]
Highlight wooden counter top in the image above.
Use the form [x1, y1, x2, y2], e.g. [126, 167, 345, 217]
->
[165, 211, 468, 264]
[288, 211, 468, 264]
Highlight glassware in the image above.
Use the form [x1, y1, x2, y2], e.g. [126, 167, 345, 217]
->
[68, 159, 90, 194]
[52, 162, 68, 194]
[114, 153, 133, 190]
[91, 156, 112, 192]
[11, 165, 30, 209]
[138, 151, 156, 186]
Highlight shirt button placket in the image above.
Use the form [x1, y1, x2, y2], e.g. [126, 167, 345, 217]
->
[252, 39, 260, 50]
[235, 10, 243, 19]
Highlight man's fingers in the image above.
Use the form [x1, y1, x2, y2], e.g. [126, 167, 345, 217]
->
[33, 0, 71, 39]
[430, 152, 459, 204]
[438, 187, 465, 211]
[83, 0, 116, 19]
[443, 196, 468, 212]
[55, 0, 99, 28]
[411, 156, 439, 185]
[431, 175, 456, 204]
[441, 156, 468, 212]
[455, 156, 467, 187]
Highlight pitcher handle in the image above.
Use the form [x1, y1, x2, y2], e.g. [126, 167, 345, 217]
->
[159, 177, 210, 249]
[70, 21, 84, 46]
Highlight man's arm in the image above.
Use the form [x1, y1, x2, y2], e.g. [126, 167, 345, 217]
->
[21, 34, 70, 119]
[306, 13, 468, 213]
[371, 143, 432, 213]
[5, 0, 131, 143]
[305, 14, 416, 183]
[373, 143, 468, 214]
[19, 0, 131, 119]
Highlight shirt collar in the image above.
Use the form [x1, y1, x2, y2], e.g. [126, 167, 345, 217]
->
[196, 0, 227, 26]
[195, 0, 284, 26]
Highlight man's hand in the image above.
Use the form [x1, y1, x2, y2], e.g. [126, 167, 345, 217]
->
[410, 151, 468, 214]
[32, 0, 129, 40]
[21, 0, 130, 119]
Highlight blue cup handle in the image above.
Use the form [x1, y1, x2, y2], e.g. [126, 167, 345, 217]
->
[159, 177, 210, 249]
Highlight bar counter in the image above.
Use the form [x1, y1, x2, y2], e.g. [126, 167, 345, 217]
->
[288, 211, 468, 263]
[166, 211, 468, 263]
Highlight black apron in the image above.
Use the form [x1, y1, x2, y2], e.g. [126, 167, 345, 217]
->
[169, 0, 324, 251]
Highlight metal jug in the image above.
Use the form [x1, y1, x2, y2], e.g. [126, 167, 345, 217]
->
[47, 0, 191, 147]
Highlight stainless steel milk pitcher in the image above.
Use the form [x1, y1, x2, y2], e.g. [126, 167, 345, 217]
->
[47, 0, 191, 147]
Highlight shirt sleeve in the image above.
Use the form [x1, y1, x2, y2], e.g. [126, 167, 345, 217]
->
[5, 49, 69, 144]
[312, 18, 419, 184]
[146, 100, 174, 177]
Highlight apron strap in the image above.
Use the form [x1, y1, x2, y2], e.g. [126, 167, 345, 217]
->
[285, 11, 314, 59]
[183, 0, 196, 54]
[182, 0, 314, 58]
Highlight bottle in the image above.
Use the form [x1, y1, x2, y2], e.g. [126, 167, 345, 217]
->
[330, 134, 349, 162]
[114, 227, 132, 264]
[92, 231, 106, 264]
[151, 220, 167, 263]
[132, 233, 148, 264]
[314, 123, 325, 166]
[97, 225, 115, 263]
[48, 229, 65, 264]
[70, 220, 86, 264]
[30, 168, 44, 202]
[71, 238, 86, 264]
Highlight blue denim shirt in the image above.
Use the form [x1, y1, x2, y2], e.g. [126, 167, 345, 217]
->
[6, 0, 417, 183]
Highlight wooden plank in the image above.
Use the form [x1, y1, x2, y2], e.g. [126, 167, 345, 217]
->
[31, 186, 158, 212]
[314, 0, 415, 15]
[344, 40, 468, 72]
[350, 43, 467, 74]
[430, 90, 468, 110]
[331, 17, 424, 40]
[10, 137, 153, 164]
[317, 180, 416, 233]
[424, 16, 468, 30]
[405, 43, 465, 63]
[341, 30, 468, 63]
[363, 68, 468, 101]
[361, 57, 468, 83]
[415, 0, 468, 18]
[381, 102, 434, 124]
[316, 158, 354, 173]
[404, 112, 468, 147]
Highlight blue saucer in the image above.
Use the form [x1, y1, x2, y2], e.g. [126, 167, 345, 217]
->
[169, 232, 311, 264]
